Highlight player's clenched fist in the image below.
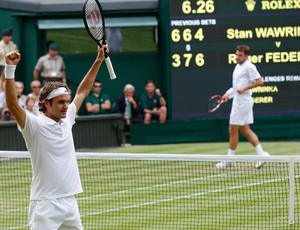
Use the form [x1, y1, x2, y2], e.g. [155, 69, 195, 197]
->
[5, 50, 21, 65]
[5, 50, 20, 79]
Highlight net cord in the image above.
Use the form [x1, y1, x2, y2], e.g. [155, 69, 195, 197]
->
[1, 151, 300, 162]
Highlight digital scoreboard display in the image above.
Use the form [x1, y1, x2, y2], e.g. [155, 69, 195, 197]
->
[168, 0, 300, 119]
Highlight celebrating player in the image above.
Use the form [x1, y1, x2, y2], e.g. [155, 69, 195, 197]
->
[5, 44, 108, 229]
[216, 45, 270, 169]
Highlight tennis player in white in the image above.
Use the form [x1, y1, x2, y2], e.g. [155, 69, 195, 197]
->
[5, 44, 108, 229]
[216, 45, 270, 169]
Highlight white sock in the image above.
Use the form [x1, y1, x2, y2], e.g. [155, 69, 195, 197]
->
[255, 144, 267, 156]
[227, 149, 236, 156]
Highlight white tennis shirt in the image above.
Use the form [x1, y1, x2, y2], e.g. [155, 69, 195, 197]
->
[226, 59, 261, 102]
[19, 103, 83, 200]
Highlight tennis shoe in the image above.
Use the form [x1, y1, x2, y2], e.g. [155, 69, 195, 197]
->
[255, 161, 265, 169]
[255, 152, 269, 169]
[216, 161, 235, 169]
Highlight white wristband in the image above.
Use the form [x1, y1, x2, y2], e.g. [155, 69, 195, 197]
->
[226, 88, 235, 99]
[5, 65, 16, 79]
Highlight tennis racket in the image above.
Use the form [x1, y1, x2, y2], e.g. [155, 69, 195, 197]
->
[206, 95, 224, 112]
[83, 0, 117, 80]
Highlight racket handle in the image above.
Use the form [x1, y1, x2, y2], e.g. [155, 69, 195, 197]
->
[105, 56, 117, 80]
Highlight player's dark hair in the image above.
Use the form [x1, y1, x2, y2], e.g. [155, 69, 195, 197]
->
[39, 82, 66, 113]
[236, 45, 251, 55]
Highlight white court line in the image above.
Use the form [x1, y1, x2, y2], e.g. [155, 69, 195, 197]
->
[80, 175, 290, 217]
[1, 173, 228, 216]
[8, 174, 292, 229]
[78, 173, 228, 201]
[0, 207, 27, 214]
[7, 224, 29, 230]
[4, 173, 228, 229]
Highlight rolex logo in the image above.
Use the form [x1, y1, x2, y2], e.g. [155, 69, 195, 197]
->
[245, 0, 256, 11]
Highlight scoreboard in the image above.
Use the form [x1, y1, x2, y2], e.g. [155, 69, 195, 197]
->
[164, 0, 300, 119]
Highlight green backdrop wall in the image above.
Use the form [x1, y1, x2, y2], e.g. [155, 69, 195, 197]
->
[131, 115, 300, 145]
[1, 5, 300, 146]
[63, 51, 160, 115]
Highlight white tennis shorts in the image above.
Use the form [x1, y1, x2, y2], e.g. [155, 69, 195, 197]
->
[229, 97, 254, 126]
[28, 195, 83, 230]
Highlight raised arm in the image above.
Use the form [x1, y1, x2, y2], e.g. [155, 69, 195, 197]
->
[72, 45, 107, 112]
[5, 51, 26, 128]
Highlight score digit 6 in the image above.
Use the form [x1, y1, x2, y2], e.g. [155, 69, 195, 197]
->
[172, 53, 205, 68]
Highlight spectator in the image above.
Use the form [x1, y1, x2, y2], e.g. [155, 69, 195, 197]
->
[85, 80, 111, 115]
[27, 80, 41, 103]
[46, 40, 55, 50]
[15, 81, 27, 108]
[1, 102, 14, 121]
[0, 89, 5, 118]
[140, 80, 167, 124]
[33, 42, 69, 88]
[0, 75, 5, 93]
[27, 80, 41, 114]
[115, 84, 142, 128]
[0, 28, 18, 91]
[25, 96, 39, 115]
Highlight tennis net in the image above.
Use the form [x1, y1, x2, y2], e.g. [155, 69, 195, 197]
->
[1, 151, 299, 229]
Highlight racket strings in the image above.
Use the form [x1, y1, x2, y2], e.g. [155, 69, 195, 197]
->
[207, 98, 221, 111]
[84, 1, 104, 41]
